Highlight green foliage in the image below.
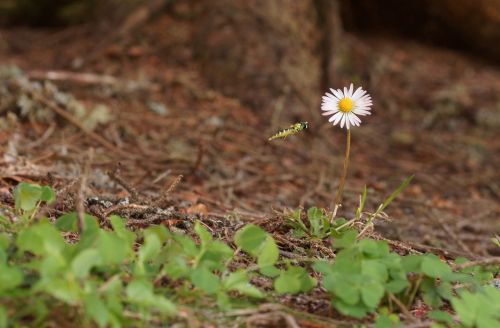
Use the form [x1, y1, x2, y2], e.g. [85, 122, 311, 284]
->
[8, 182, 56, 230]
[234, 224, 280, 275]
[286, 207, 340, 239]
[379, 175, 413, 213]
[274, 264, 316, 294]
[1, 183, 499, 327]
[451, 286, 500, 328]
[375, 308, 401, 328]
[314, 234, 408, 318]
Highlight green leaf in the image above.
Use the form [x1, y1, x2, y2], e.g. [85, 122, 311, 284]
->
[97, 231, 130, 265]
[76, 215, 100, 251]
[234, 224, 267, 256]
[436, 282, 453, 300]
[361, 281, 385, 308]
[274, 266, 316, 295]
[224, 270, 247, 289]
[0, 264, 23, 292]
[17, 220, 65, 256]
[259, 265, 281, 277]
[164, 257, 189, 279]
[231, 283, 264, 299]
[362, 260, 388, 282]
[287, 209, 308, 233]
[126, 278, 154, 303]
[359, 239, 389, 258]
[40, 278, 81, 304]
[194, 221, 212, 247]
[110, 216, 136, 246]
[421, 278, 443, 307]
[379, 175, 413, 212]
[401, 255, 423, 273]
[375, 311, 401, 328]
[421, 255, 451, 278]
[451, 287, 500, 328]
[451, 292, 477, 327]
[126, 277, 176, 316]
[332, 249, 362, 274]
[313, 261, 332, 274]
[385, 279, 409, 294]
[217, 291, 231, 311]
[172, 233, 199, 258]
[55, 213, 99, 234]
[307, 207, 326, 236]
[333, 299, 370, 318]
[332, 274, 362, 305]
[198, 241, 233, 270]
[355, 186, 368, 220]
[138, 233, 161, 264]
[40, 186, 55, 204]
[154, 297, 177, 315]
[14, 182, 42, 212]
[274, 271, 301, 295]
[55, 213, 78, 232]
[358, 239, 380, 257]
[428, 310, 454, 325]
[190, 266, 220, 294]
[84, 293, 111, 327]
[224, 271, 264, 298]
[0, 307, 6, 328]
[0, 234, 10, 263]
[71, 248, 101, 279]
[307, 207, 323, 221]
[332, 229, 358, 249]
[257, 236, 279, 268]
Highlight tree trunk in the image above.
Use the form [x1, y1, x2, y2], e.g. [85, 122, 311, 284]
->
[191, 0, 341, 118]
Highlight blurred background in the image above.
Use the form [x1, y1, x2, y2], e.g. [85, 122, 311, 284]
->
[0, 0, 499, 256]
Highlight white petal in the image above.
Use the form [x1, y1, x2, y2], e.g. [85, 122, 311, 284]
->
[321, 103, 334, 111]
[333, 112, 343, 125]
[345, 115, 351, 129]
[352, 87, 366, 101]
[329, 111, 342, 123]
[351, 114, 361, 125]
[329, 88, 340, 99]
[348, 83, 354, 98]
[340, 115, 346, 128]
[353, 109, 371, 116]
[322, 110, 338, 116]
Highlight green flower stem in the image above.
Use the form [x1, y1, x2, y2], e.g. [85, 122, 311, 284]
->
[335, 129, 351, 206]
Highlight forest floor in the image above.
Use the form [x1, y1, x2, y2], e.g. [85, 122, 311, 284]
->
[1, 10, 499, 327]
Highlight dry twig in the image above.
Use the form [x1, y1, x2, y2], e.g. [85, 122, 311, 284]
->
[108, 164, 141, 203]
[77, 148, 94, 231]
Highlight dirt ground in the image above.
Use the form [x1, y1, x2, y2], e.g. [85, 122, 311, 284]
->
[1, 9, 499, 266]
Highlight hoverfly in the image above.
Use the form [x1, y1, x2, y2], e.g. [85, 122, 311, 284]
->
[268, 122, 308, 141]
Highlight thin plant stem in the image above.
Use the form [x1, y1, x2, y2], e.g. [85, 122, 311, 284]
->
[335, 129, 351, 205]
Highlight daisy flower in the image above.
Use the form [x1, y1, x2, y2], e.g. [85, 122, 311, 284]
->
[321, 83, 372, 129]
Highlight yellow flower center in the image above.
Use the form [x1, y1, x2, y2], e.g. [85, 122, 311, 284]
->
[338, 98, 354, 112]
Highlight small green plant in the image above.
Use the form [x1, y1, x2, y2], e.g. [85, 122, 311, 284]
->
[287, 207, 340, 239]
[287, 176, 413, 241]
[0, 182, 55, 232]
[14, 182, 55, 216]
[1, 183, 499, 327]
[313, 231, 409, 318]
[451, 286, 500, 328]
